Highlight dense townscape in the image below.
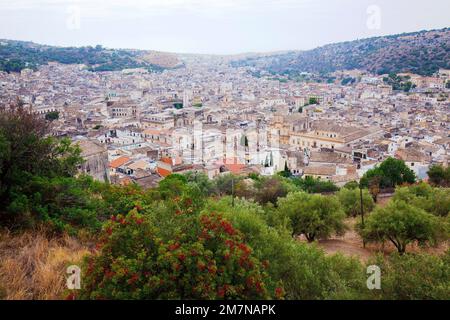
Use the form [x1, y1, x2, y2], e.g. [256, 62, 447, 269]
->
[1, 46, 448, 187]
[0, 30, 449, 301]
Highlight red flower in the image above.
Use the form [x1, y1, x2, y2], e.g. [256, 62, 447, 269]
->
[127, 273, 139, 285]
[246, 276, 254, 287]
[65, 292, 76, 300]
[207, 266, 217, 274]
[105, 270, 115, 279]
[220, 220, 235, 235]
[217, 287, 225, 298]
[275, 287, 284, 299]
[197, 261, 206, 271]
[225, 239, 235, 249]
[178, 253, 186, 262]
[168, 242, 180, 251]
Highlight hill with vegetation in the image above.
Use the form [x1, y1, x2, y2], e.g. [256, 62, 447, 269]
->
[0, 39, 182, 73]
[232, 28, 450, 76]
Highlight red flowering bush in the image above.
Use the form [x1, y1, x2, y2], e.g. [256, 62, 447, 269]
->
[78, 210, 273, 299]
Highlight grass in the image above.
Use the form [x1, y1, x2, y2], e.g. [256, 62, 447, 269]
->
[0, 228, 91, 300]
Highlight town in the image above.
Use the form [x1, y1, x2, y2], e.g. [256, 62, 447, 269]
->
[1, 57, 448, 188]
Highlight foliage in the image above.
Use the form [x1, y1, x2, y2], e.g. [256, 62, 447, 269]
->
[213, 174, 241, 196]
[0, 106, 84, 229]
[308, 97, 319, 105]
[158, 174, 188, 199]
[383, 73, 416, 92]
[80, 209, 273, 300]
[253, 176, 291, 205]
[337, 188, 375, 217]
[427, 164, 450, 187]
[360, 157, 416, 189]
[359, 200, 444, 254]
[44, 111, 59, 121]
[205, 197, 366, 299]
[343, 181, 359, 190]
[292, 176, 339, 193]
[232, 28, 450, 76]
[277, 192, 347, 242]
[367, 252, 450, 300]
[392, 183, 450, 217]
[184, 171, 215, 196]
[0, 40, 166, 73]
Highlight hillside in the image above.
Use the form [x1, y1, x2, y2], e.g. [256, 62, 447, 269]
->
[231, 28, 450, 76]
[0, 40, 182, 73]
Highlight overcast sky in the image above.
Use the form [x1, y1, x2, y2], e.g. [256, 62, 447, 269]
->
[0, 0, 448, 54]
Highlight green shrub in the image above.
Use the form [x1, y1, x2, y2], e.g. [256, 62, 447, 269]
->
[80, 210, 274, 300]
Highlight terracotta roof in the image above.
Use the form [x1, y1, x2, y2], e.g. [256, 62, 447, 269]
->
[224, 163, 246, 174]
[127, 160, 149, 170]
[310, 151, 352, 164]
[303, 165, 336, 176]
[109, 156, 131, 169]
[143, 128, 168, 135]
[157, 167, 172, 177]
[160, 157, 173, 165]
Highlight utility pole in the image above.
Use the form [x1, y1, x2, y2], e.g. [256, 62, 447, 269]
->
[360, 185, 365, 227]
[359, 183, 366, 248]
[231, 177, 235, 207]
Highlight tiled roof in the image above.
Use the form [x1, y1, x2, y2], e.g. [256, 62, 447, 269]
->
[109, 156, 131, 168]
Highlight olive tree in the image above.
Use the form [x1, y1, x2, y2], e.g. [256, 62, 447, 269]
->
[359, 200, 443, 254]
[337, 187, 375, 217]
[277, 192, 347, 242]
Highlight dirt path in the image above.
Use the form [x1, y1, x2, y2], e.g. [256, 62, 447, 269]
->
[318, 239, 372, 262]
[310, 216, 448, 262]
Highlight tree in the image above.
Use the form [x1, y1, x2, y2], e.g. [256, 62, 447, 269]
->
[392, 183, 450, 217]
[359, 200, 442, 254]
[308, 97, 319, 105]
[278, 161, 292, 178]
[254, 176, 290, 205]
[292, 176, 339, 193]
[206, 197, 365, 300]
[277, 192, 347, 242]
[0, 105, 83, 227]
[337, 188, 375, 217]
[427, 164, 450, 187]
[184, 171, 214, 196]
[45, 111, 59, 121]
[158, 174, 188, 199]
[343, 181, 359, 190]
[213, 174, 242, 197]
[360, 157, 416, 189]
[368, 252, 450, 300]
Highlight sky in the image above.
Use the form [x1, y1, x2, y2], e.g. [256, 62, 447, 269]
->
[0, 0, 449, 54]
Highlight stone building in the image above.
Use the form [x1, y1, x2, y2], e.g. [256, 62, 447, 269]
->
[77, 139, 111, 182]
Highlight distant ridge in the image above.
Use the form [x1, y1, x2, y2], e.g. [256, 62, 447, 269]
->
[231, 28, 450, 76]
[0, 39, 182, 73]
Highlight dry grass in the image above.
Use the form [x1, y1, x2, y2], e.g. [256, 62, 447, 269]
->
[0, 229, 91, 300]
